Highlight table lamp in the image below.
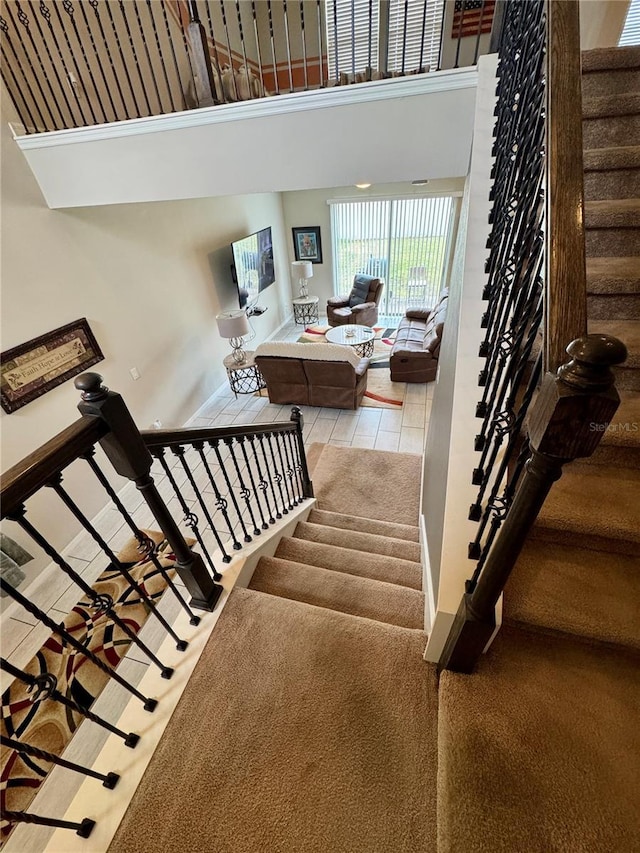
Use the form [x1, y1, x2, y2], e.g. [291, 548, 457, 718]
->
[291, 260, 313, 298]
[216, 310, 250, 364]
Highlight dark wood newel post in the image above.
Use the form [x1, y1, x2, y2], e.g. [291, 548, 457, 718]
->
[75, 373, 223, 612]
[439, 334, 627, 674]
[290, 407, 314, 498]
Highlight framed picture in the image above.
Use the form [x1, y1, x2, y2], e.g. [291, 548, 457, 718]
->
[292, 227, 323, 264]
[1, 319, 104, 414]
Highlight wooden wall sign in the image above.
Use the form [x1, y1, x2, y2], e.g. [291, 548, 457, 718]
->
[1, 319, 104, 414]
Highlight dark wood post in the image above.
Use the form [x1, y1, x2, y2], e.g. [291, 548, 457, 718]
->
[290, 407, 314, 498]
[75, 373, 223, 611]
[186, 0, 219, 106]
[439, 334, 627, 673]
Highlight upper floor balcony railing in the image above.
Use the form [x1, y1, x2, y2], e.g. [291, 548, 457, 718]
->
[0, 0, 497, 135]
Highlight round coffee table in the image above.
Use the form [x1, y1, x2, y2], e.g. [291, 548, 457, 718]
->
[325, 325, 376, 358]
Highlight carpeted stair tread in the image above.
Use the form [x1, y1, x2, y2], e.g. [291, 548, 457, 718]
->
[584, 198, 640, 229]
[109, 587, 438, 853]
[437, 625, 640, 853]
[586, 256, 640, 294]
[307, 508, 420, 543]
[311, 444, 422, 525]
[533, 464, 640, 555]
[505, 541, 640, 651]
[582, 92, 640, 119]
[294, 520, 421, 563]
[275, 536, 422, 590]
[581, 45, 640, 72]
[589, 318, 640, 368]
[583, 145, 640, 172]
[600, 390, 640, 448]
[249, 555, 424, 629]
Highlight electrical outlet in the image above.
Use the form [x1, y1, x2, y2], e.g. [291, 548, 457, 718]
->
[129, 367, 140, 381]
[152, 419, 162, 430]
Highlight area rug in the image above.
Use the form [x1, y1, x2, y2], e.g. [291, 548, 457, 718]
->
[0, 531, 182, 846]
[298, 325, 397, 367]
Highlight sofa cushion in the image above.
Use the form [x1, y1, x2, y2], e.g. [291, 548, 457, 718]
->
[349, 275, 373, 307]
[405, 308, 432, 321]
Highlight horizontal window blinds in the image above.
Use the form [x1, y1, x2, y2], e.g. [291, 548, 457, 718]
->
[325, 0, 380, 77]
[387, 0, 445, 73]
[619, 0, 640, 46]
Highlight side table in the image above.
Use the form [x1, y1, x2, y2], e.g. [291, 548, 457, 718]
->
[223, 351, 266, 399]
[292, 295, 320, 326]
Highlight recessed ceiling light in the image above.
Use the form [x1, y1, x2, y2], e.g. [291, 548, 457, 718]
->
[355, 182, 372, 189]
[412, 179, 429, 186]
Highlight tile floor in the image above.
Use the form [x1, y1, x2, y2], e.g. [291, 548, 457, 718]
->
[1, 314, 433, 851]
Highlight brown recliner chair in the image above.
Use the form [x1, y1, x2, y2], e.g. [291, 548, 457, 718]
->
[327, 275, 384, 327]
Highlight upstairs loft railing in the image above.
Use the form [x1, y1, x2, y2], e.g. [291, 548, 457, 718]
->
[0, 372, 313, 843]
[0, 0, 497, 135]
[438, 0, 627, 672]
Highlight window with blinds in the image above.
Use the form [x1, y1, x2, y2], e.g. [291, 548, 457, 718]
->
[325, 0, 444, 78]
[330, 196, 456, 319]
[619, 0, 640, 46]
[386, 0, 445, 73]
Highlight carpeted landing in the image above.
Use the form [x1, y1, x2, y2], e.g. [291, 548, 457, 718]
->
[110, 445, 436, 853]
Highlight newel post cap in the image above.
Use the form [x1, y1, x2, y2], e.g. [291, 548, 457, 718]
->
[75, 372, 109, 402]
[558, 334, 627, 392]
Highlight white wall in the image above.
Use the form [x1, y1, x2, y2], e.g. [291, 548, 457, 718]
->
[580, 0, 630, 48]
[15, 70, 477, 209]
[1, 99, 291, 579]
[280, 179, 466, 307]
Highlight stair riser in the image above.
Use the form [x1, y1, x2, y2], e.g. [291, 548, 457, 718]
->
[587, 294, 640, 319]
[586, 443, 640, 469]
[584, 170, 640, 201]
[586, 228, 640, 257]
[530, 527, 640, 558]
[583, 114, 640, 149]
[582, 68, 640, 97]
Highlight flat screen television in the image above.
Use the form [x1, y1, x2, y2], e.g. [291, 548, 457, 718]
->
[231, 226, 275, 312]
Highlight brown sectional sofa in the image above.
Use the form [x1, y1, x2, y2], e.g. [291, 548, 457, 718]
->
[255, 342, 370, 409]
[389, 289, 448, 383]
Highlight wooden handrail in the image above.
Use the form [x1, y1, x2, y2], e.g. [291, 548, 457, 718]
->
[140, 420, 298, 449]
[544, 0, 588, 373]
[1, 417, 108, 518]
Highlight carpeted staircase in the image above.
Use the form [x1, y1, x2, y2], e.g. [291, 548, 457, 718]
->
[437, 45, 640, 852]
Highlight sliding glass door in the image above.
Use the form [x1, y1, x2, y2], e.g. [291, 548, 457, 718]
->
[330, 195, 457, 320]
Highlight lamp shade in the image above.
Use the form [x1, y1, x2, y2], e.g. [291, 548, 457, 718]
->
[216, 311, 250, 339]
[291, 260, 313, 280]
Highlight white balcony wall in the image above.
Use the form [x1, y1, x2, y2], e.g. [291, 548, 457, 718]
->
[14, 70, 477, 210]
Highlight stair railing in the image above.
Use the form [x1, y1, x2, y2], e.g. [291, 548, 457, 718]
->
[0, 371, 313, 841]
[1, 0, 495, 134]
[438, 0, 627, 673]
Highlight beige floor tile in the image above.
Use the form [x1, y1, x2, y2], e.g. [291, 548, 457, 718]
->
[355, 408, 382, 437]
[374, 430, 401, 452]
[379, 408, 404, 433]
[399, 427, 425, 454]
[402, 403, 426, 429]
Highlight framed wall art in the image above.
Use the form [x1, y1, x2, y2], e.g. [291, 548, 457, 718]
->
[1, 319, 104, 414]
[292, 226, 323, 264]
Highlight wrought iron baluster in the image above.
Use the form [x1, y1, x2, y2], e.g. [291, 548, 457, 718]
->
[368, 0, 373, 76]
[401, 0, 409, 75]
[237, 435, 269, 530]
[285, 430, 304, 504]
[418, 0, 428, 73]
[12, 1, 60, 128]
[103, 0, 142, 117]
[3, 809, 94, 838]
[224, 437, 261, 536]
[474, 0, 489, 64]
[87, 0, 129, 117]
[0, 43, 38, 132]
[37, 0, 90, 125]
[0, 578, 157, 711]
[266, 433, 288, 515]
[48, 478, 187, 653]
[190, 442, 237, 560]
[159, 0, 189, 110]
[299, 0, 308, 89]
[12, 504, 175, 678]
[249, 434, 276, 524]
[210, 439, 252, 542]
[282, 0, 294, 91]
[77, 0, 118, 121]
[274, 432, 295, 510]
[153, 447, 224, 575]
[201, 0, 224, 102]
[59, 0, 106, 123]
[117, 0, 152, 115]
[145, 0, 177, 113]
[82, 451, 201, 626]
[219, 0, 239, 99]
[130, 0, 163, 113]
[2, 7, 48, 129]
[257, 433, 281, 519]
[316, 0, 324, 88]
[0, 658, 140, 748]
[250, 1, 265, 96]
[1, 735, 119, 788]
[235, 1, 249, 82]
[266, 0, 280, 94]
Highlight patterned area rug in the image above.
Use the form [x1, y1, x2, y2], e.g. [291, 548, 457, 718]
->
[0, 531, 180, 846]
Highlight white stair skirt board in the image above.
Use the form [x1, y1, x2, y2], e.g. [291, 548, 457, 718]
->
[2, 501, 314, 853]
